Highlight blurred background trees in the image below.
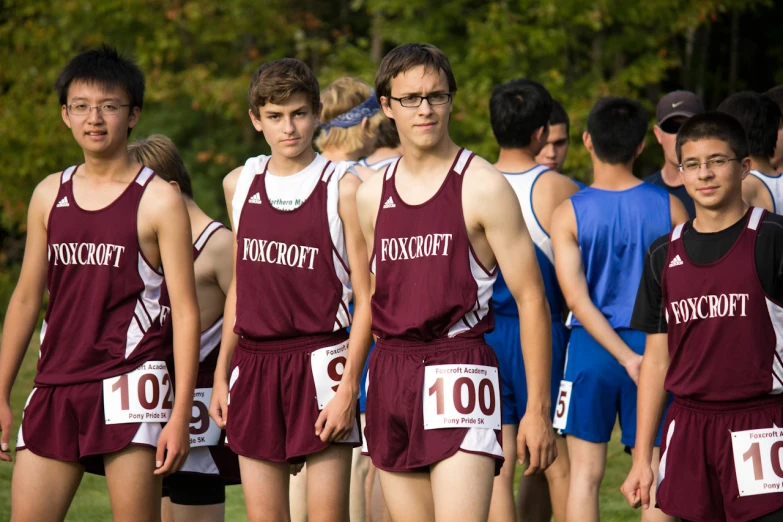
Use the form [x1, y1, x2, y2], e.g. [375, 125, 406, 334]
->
[0, 0, 780, 315]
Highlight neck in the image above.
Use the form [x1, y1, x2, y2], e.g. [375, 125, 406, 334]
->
[365, 147, 402, 164]
[591, 160, 639, 189]
[268, 147, 317, 177]
[81, 149, 137, 179]
[399, 134, 460, 176]
[660, 162, 683, 187]
[692, 198, 748, 233]
[321, 147, 362, 162]
[184, 198, 212, 242]
[750, 156, 777, 177]
[494, 147, 538, 173]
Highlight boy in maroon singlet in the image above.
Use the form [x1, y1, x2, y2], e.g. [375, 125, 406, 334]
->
[0, 47, 200, 521]
[208, 59, 372, 521]
[129, 135, 239, 522]
[622, 112, 783, 522]
[355, 43, 556, 521]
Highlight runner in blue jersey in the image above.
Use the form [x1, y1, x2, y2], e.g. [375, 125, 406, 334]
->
[488, 79, 579, 522]
[550, 97, 688, 522]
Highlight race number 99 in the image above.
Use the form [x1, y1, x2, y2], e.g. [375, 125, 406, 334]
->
[311, 341, 349, 409]
[103, 361, 173, 424]
[423, 364, 501, 430]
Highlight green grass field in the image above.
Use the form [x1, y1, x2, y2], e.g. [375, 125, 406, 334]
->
[0, 341, 641, 521]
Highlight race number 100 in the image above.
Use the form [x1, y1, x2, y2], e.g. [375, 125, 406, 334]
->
[731, 427, 783, 496]
[423, 364, 501, 430]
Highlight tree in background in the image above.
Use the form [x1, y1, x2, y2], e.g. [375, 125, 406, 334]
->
[0, 0, 776, 316]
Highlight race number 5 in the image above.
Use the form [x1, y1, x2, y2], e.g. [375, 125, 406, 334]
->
[311, 341, 349, 409]
[552, 381, 573, 430]
[103, 361, 173, 424]
[423, 364, 501, 430]
[190, 388, 222, 447]
[731, 427, 783, 496]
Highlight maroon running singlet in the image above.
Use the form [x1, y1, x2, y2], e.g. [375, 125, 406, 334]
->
[364, 148, 504, 474]
[656, 207, 783, 521]
[226, 154, 360, 463]
[17, 165, 170, 473]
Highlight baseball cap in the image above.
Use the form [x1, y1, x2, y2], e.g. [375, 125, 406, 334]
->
[656, 91, 705, 125]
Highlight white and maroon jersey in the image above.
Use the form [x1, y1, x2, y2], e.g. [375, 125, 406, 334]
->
[370, 148, 497, 342]
[232, 154, 352, 340]
[193, 221, 225, 385]
[662, 207, 783, 401]
[36, 165, 170, 387]
[358, 156, 399, 171]
[750, 170, 783, 215]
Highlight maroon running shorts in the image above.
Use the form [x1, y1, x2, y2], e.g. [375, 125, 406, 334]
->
[225, 331, 361, 463]
[16, 381, 161, 474]
[364, 337, 504, 475]
[657, 395, 783, 521]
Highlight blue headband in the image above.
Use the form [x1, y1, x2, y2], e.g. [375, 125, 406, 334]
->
[320, 91, 380, 132]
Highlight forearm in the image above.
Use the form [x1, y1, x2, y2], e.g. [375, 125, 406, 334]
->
[0, 292, 41, 401]
[519, 294, 553, 413]
[214, 280, 239, 384]
[571, 298, 637, 365]
[633, 349, 669, 464]
[340, 299, 372, 393]
[170, 304, 200, 421]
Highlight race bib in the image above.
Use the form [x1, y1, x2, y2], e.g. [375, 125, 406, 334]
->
[731, 427, 783, 496]
[190, 388, 222, 447]
[552, 381, 573, 430]
[311, 341, 349, 409]
[103, 361, 173, 425]
[423, 364, 501, 430]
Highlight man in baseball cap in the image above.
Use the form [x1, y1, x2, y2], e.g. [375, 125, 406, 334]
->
[644, 91, 705, 218]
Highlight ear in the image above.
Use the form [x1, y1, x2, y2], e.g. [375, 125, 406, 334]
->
[634, 140, 646, 159]
[582, 131, 592, 151]
[534, 125, 548, 146]
[128, 106, 141, 129]
[315, 102, 323, 125]
[381, 96, 394, 119]
[653, 125, 664, 145]
[61, 105, 72, 129]
[248, 109, 264, 132]
[360, 117, 368, 132]
[168, 180, 182, 194]
[740, 157, 752, 181]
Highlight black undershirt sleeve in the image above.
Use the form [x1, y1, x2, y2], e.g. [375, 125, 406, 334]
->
[631, 235, 670, 334]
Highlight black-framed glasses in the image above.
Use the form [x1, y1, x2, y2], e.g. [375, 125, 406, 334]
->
[67, 103, 131, 116]
[389, 93, 452, 108]
[679, 157, 740, 173]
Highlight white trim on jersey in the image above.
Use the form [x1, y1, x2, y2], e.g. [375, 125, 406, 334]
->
[750, 170, 783, 215]
[503, 165, 554, 264]
[232, 155, 271, 230]
[671, 223, 685, 241]
[359, 156, 400, 172]
[328, 161, 354, 331]
[61, 166, 77, 184]
[199, 317, 223, 363]
[459, 426, 503, 459]
[178, 447, 221, 475]
[453, 149, 473, 175]
[125, 253, 165, 358]
[749, 206, 764, 230]
[764, 297, 783, 394]
[194, 222, 224, 253]
[135, 167, 155, 186]
[447, 248, 497, 338]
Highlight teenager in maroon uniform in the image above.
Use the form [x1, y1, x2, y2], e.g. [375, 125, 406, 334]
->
[0, 47, 199, 521]
[208, 58, 372, 522]
[622, 112, 783, 521]
[129, 135, 239, 522]
[356, 43, 556, 521]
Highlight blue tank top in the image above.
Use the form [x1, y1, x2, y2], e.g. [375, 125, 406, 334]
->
[492, 165, 565, 321]
[570, 183, 671, 329]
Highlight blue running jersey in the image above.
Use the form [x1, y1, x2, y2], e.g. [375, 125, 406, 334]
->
[493, 165, 565, 320]
[570, 183, 671, 329]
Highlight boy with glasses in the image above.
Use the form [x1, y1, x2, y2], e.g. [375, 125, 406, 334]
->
[357, 43, 556, 521]
[622, 111, 783, 522]
[0, 46, 200, 521]
[645, 91, 705, 219]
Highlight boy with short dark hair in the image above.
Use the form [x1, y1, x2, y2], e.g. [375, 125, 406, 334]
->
[551, 97, 687, 522]
[0, 45, 200, 521]
[623, 111, 783, 522]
